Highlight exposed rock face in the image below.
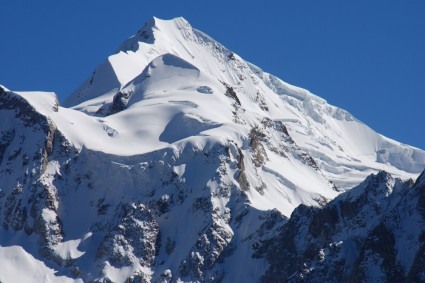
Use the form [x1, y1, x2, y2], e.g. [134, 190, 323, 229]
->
[107, 91, 133, 115]
[0, 90, 292, 281]
[96, 203, 160, 268]
[261, 171, 425, 282]
[95, 90, 134, 116]
[0, 90, 69, 267]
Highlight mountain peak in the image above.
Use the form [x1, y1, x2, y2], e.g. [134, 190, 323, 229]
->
[336, 170, 397, 204]
[2, 16, 425, 283]
[134, 16, 191, 42]
[155, 16, 190, 27]
[64, 16, 198, 109]
[63, 16, 425, 183]
[0, 84, 10, 93]
[145, 16, 190, 27]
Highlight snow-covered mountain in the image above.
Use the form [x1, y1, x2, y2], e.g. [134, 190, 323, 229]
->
[260, 171, 425, 282]
[0, 17, 424, 282]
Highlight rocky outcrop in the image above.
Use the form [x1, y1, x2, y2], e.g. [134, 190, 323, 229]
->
[107, 91, 133, 115]
[260, 171, 425, 282]
[0, 90, 71, 267]
[97, 203, 160, 268]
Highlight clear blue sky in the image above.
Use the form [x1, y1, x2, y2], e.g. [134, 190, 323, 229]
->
[1, 1, 424, 150]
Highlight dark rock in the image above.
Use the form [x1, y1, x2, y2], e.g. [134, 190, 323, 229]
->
[221, 81, 241, 106]
[107, 91, 133, 115]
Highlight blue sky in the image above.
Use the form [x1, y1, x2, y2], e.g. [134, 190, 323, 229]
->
[1, 1, 424, 149]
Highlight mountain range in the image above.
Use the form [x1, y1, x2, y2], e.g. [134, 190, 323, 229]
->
[0, 17, 424, 282]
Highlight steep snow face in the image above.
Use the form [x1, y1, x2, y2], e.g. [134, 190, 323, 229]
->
[64, 17, 215, 111]
[64, 17, 423, 189]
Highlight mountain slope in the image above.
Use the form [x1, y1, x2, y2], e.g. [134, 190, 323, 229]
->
[261, 170, 425, 282]
[65, 16, 425, 189]
[0, 17, 424, 282]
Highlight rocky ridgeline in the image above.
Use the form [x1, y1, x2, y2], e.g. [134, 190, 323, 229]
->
[259, 171, 425, 282]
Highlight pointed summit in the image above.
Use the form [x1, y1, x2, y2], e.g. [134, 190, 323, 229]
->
[130, 17, 192, 46]
[139, 16, 190, 30]
[64, 17, 199, 110]
[63, 16, 425, 188]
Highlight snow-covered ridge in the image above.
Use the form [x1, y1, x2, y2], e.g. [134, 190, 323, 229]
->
[246, 61, 326, 104]
[61, 17, 425, 188]
[4, 16, 425, 206]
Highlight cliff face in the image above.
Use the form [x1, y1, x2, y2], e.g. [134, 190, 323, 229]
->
[0, 87, 292, 282]
[261, 171, 425, 282]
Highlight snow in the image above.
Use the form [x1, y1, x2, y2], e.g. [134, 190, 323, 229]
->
[102, 263, 151, 283]
[4, 15, 423, 223]
[8, 17, 423, 216]
[55, 239, 85, 260]
[0, 84, 10, 91]
[41, 208, 58, 223]
[2, 16, 425, 282]
[14, 90, 59, 113]
[0, 246, 82, 283]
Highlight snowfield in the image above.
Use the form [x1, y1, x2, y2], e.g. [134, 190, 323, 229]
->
[0, 246, 82, 283]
